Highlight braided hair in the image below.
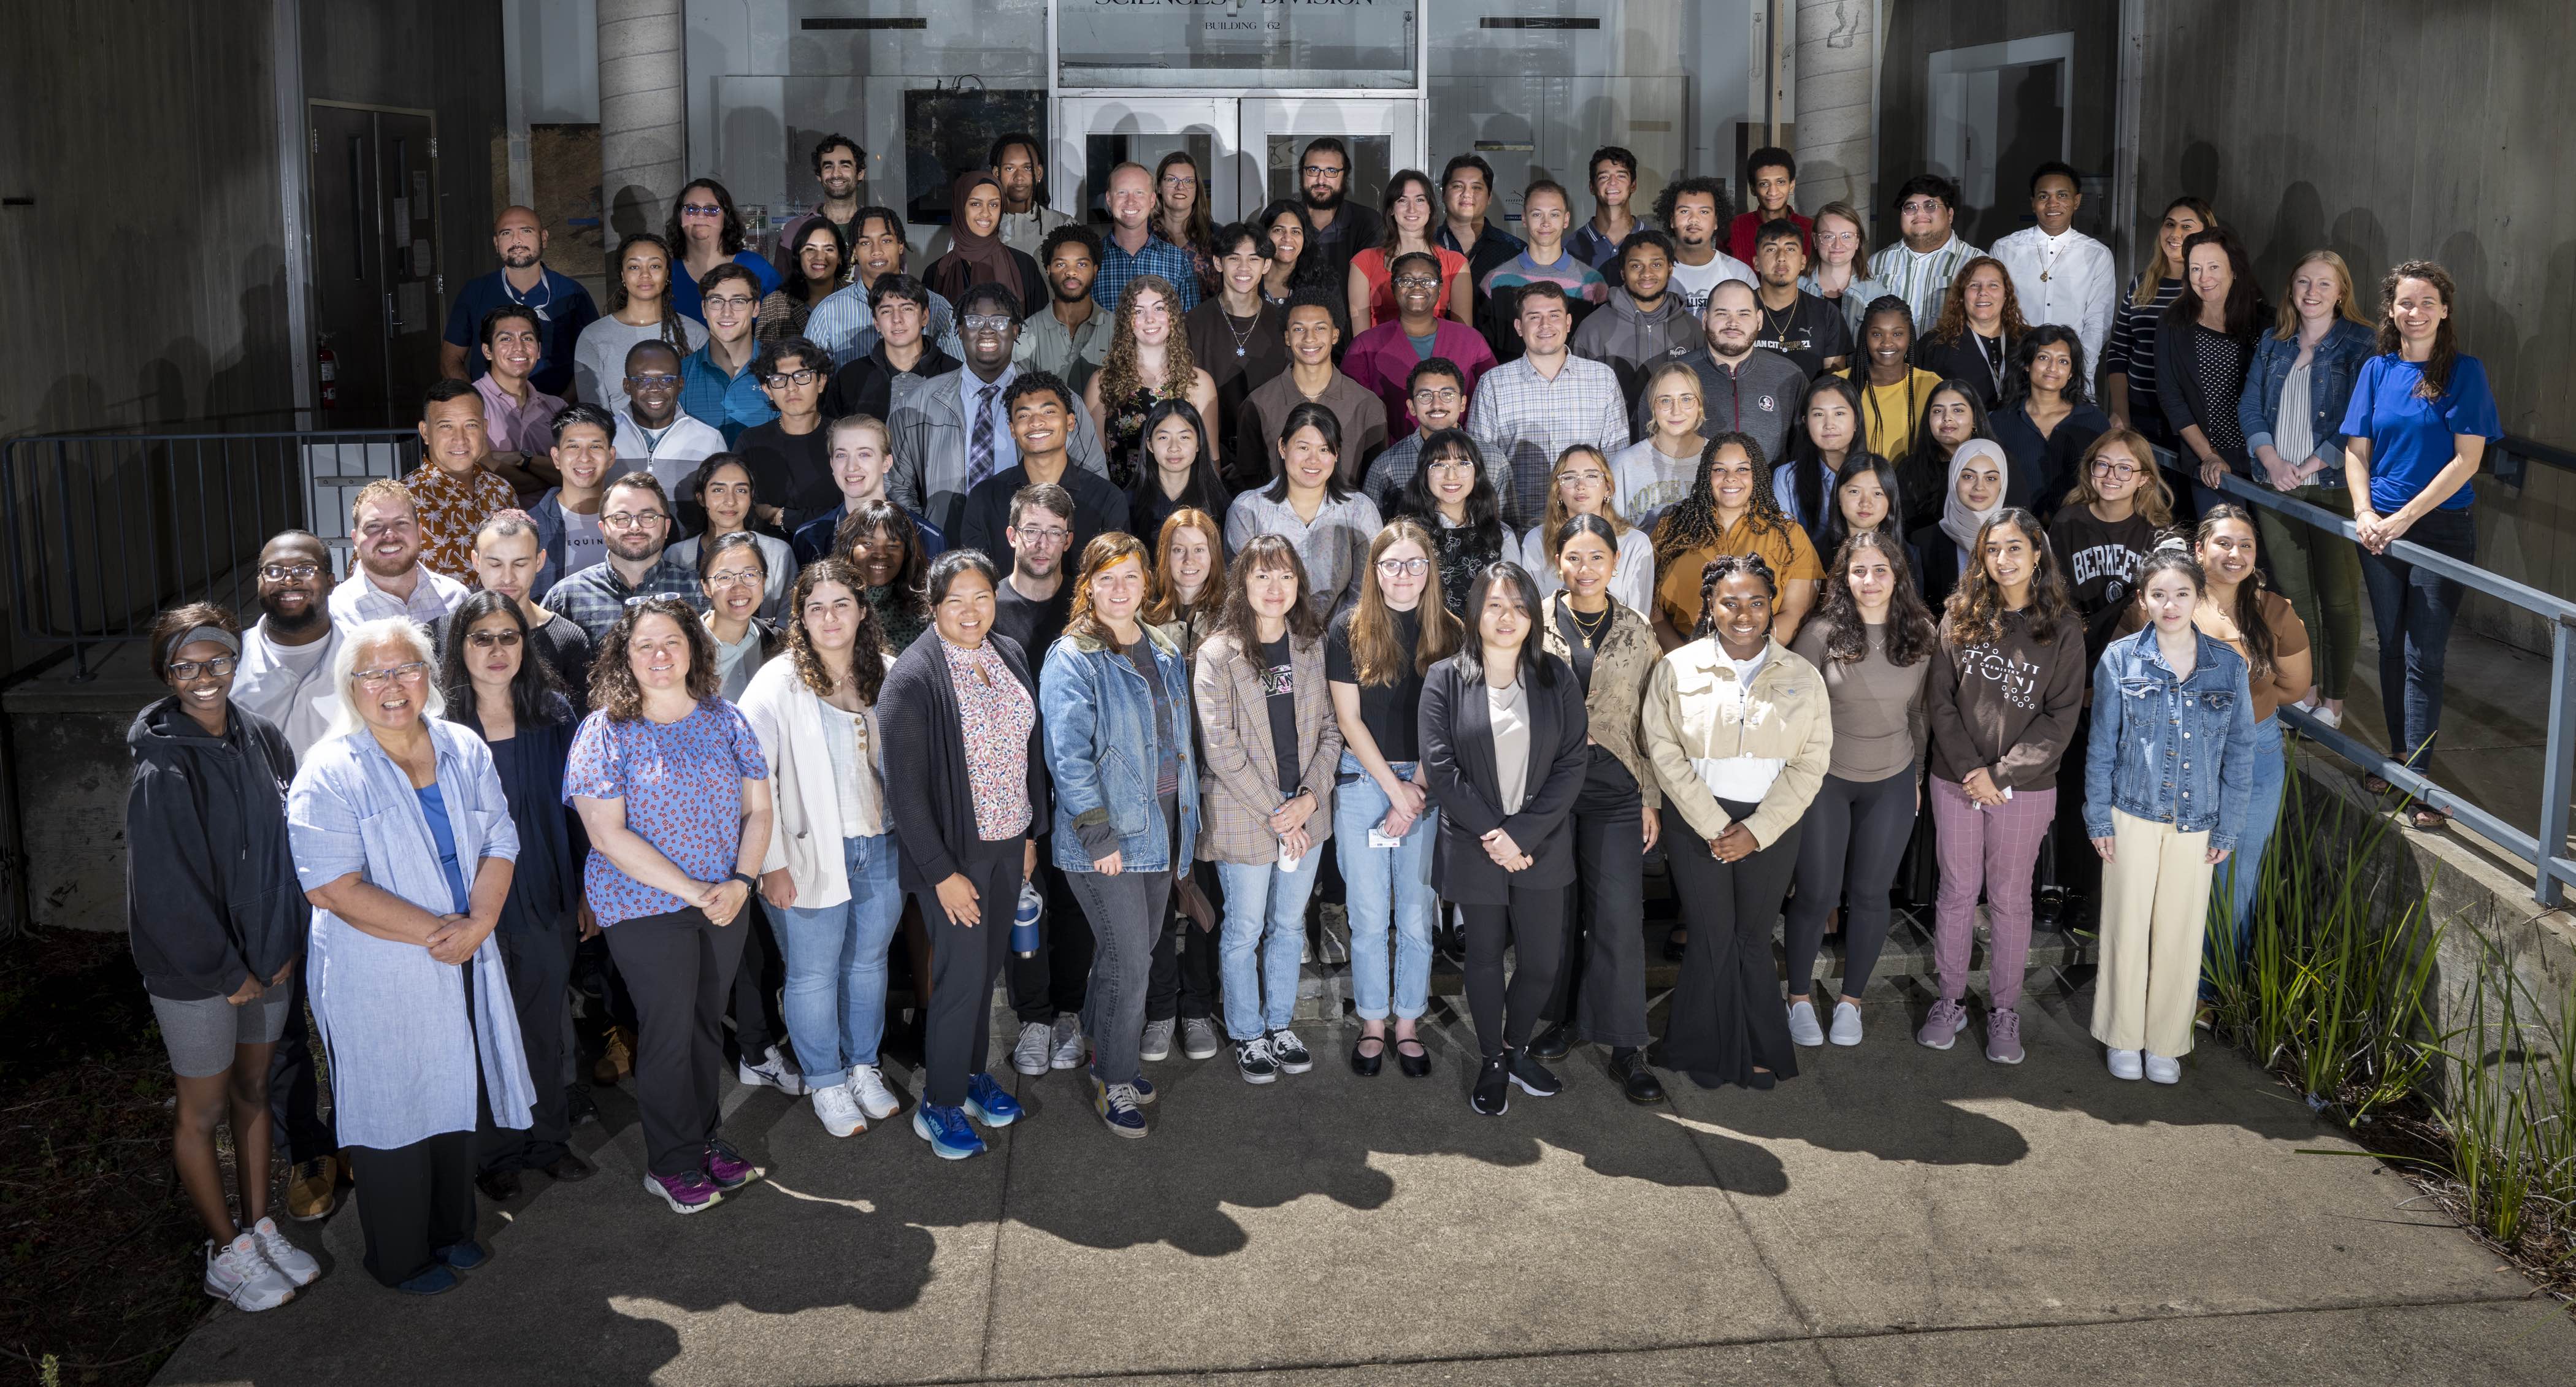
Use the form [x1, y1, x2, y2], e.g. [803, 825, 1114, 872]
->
[1652, 430, 1795, 568]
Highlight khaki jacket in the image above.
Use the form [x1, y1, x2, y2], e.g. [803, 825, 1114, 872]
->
[1641, 636, 1834, 848]
[1193, 629, 1344, 864]
[1537, 594, 1661, 809]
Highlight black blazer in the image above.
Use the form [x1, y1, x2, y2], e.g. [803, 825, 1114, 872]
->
[880, 631, 1050, 893]
[1914, 329, 2018, 410]
[1417, 652, 1591, 905]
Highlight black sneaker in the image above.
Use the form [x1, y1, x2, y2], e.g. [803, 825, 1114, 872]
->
[1471, 1052, 1510, 1115]
[1508, 1049, 1562, 1098]
[1267, 1028, 1313, 1074]
[1234, 1035, 1277, 1085]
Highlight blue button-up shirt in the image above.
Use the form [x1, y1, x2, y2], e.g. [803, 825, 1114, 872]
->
[1094, 231, 1202, 314]
[804, 281, 963, 367]
[678, 343, 778, 445]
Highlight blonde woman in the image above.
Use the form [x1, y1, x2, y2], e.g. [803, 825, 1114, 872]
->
[1609, 359, 1707, 530]
[1083, 274, 1219, 491]
[1519, 445, 1655, 616]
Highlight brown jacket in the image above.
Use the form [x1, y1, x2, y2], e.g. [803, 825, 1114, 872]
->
[1641, 636, 1834, 849]
[1193, 628, 1345, 864]
[1926, 607, 2087, 791]
[1537, 594, 1661, 809]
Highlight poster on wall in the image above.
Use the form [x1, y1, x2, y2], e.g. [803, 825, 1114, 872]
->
[1057, 0, 1416, 87]
[903, 88, 1049, 226]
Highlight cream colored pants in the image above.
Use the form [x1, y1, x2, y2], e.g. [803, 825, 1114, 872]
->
[2088, 809, 2217, 1058]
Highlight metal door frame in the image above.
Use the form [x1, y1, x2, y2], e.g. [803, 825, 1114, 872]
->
[304, 99, 442, 427]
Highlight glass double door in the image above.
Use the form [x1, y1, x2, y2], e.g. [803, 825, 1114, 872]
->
[1056, 96, 1422, 230]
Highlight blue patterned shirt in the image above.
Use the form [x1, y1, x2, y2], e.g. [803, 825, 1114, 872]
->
[1093, 231, 1202, 314]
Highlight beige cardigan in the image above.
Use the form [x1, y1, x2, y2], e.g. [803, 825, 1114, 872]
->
[736, 652, 892, 907]
[1641, 636, 1834, 849]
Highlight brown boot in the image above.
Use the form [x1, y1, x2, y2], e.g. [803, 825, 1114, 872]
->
[594, 1025, 637, 1087]
[285, 1155, 341, 1222]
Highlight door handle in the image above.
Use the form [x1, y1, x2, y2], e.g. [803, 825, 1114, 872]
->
[385, 291, 401, 329]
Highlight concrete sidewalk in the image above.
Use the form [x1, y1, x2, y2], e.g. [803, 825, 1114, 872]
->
[151, 971, 2573, 1386]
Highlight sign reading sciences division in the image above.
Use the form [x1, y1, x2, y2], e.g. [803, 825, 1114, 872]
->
[1058, 0, 1417, 88]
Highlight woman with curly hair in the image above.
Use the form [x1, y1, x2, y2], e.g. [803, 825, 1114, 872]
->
[1084, 274, 1220, 489]
[1649, 431, 1824, 651]
[1782, 532, 1937, 1049]
[1920, 508, 2085, 1068]
[736, 560, 908, 1140]
[564, 597, 775, 1213]
[1912, 256, 2030, 409]
[836, 498, 932, 654]
[1641, 553, 1833, 1091]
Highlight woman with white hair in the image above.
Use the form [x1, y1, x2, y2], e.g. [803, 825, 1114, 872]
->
[288, 616, 534, 1296]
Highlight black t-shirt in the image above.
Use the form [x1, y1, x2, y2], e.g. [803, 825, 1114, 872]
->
[993, 578, 1073, 674]
[1752, 289, 1852, 378]
[1260, 636, 1301, 795]
[2046, 506, 2161, 662]
[735, 420, 838, 536]
[1326, 605, 1424, 762]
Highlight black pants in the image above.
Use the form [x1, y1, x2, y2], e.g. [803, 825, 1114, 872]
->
[1147, 860, 1223, 1022]
[1782, 771, 1914, 999]
[482, 923, 575, 1174]
[265, 964, 337, 1164]
[920, 849, 1024, 1108]
[1006, 839, 1092, 1023]
[1658, 800, 1802, 1086]
[604, 907, 747, 1177]
[1541, 753, 1650, 1047]
[349, 963, 485, 1287]
[1461, 883, 1568, 1060]
[727, 900, 788, 1063]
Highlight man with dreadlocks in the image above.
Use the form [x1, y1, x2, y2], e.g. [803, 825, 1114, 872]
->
[1649, 430, 1823, 651]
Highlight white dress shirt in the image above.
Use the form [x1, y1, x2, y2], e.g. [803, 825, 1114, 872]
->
[1990, 226, 2117, 383]
[327, 565, 469, 628]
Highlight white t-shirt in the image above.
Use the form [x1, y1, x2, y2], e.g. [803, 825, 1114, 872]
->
[1609, 438, 1701, 532]
[229, 621, 345, 758]
[1665, 250, 1757, 316]
[561, 506, 607, 576]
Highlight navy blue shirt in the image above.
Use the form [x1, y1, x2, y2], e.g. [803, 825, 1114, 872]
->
[443, 267, 599, 400]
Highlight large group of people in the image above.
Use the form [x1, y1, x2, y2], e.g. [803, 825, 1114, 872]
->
[147, 135, 2501, 1309]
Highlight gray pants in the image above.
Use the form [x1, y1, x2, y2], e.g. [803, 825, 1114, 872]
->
[1067, 865, 1175, 1087]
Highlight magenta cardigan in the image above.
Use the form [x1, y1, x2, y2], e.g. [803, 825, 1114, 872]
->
[1341, 319, 1498, 443]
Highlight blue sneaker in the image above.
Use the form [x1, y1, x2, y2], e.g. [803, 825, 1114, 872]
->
[964, 1072, 1022, 1128]
[434, 1240, 488, 1271]
[1127, 1072, 1156, 1106]
[912, 1103, 984, 1160]
[1091, 1072, 1148, 1139]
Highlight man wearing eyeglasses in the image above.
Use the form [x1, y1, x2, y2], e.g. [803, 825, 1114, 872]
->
[821, 274, 959, 425]
[610, 340, 726, 514]
[1360, 357, 1512, 513]
[328, 478, 470, 627]
[1868, 173, 1985, 334]
[732, 336, 840, 535]
[1092, 162, 1200, 315]
[891, 282, 1110, 541]
[540, 473, 711, 644]
[678, 263, 781, 446]
[956, 373, 1127, 569]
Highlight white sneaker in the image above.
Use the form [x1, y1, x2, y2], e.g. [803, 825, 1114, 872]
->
[2106, 1048, 2144, 1081]
[1048, 1015, 1086, 1070]
[2312, 705, 2342, 730]
[1181, 1017, 1221, 1060]
[812, 1082, 865, 1138]
[1012, 1021, 1052, 1076]
[2143, 1052, 2182, 1085]
[738, 1045, 808, 1096]
[1828, 1001, 1864, 1047]
[206, 1234, 297, 1310]
[1785, 999, 1825, 1047]
[247, 1216, 319, 1288]
[1140, 1017, 1175, 1062]
[848, 1064, 901, 1120]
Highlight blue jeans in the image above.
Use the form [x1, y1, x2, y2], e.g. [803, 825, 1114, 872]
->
[1216, 849, 1321, 1040]
[774, 833, 904, 1088]
[2356, 506, 2473, 771]
[1333, 754, 1439, 1023]
[2211, 714, 2286, 960]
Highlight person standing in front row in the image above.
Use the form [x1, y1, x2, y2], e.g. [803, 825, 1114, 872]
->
[1421, 561, 1593, 1115]
[1643, 555, 1834, 1092]
[879, 551, 1045, 1160]
[1041, 533, 1202, 1139]
[289, 617, 533, 1291]
[563, 598, 776, 1213]
[1919, 509, 2085, 1067]
[2085, 546, 2254, 1086]
[1196, 535, 1344, 1086]
[2340, 259, 2501, 829]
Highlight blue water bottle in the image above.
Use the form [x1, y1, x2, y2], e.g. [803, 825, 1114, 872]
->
[1011, 881, 1043, 958]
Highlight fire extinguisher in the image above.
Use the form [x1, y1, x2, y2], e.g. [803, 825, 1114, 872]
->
[316, 334, 340, 410]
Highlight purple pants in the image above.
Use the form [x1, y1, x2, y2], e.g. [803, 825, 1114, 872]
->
[1927, 775, 2056, 1011]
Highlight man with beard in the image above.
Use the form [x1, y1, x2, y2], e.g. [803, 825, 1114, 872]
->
[1295, 137, 1381, 290]
[893, 282, 1109, 541]
[775, 134, 868, 277]
[327, 478, 469, 625]
[540, 472, 710, 643]
[1653, 177, 1757, 316]
[1017, 225, 1110, 394]
[441, 204, 598, 399]
[1638, 278, 1809, 467]
[229, 531, 348, 1222]
[956, 373, 1127, 567]
[1570, 229, 1702, 405]
[406, 379, 521, 580]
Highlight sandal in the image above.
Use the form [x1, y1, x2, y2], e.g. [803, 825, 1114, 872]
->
[2363, 774, 2392, 795]
[2408, 806, 2450, 831]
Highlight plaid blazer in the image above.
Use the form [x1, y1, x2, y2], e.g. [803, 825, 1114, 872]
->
[1192, 628, 1344, 865]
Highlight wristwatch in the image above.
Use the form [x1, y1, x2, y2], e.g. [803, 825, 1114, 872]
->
[730, 871, 759, 891]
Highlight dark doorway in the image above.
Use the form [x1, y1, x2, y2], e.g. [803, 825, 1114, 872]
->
[309, 102, 442, 426]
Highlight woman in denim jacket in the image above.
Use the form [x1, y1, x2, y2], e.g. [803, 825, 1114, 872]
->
[2236, 251, 2375, 727]
[2083, 546, 2255, 1087]
[1041, 532, 1203, 1139]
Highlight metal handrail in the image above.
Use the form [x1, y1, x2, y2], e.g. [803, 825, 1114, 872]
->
[0, 429, 418, 682]
[2176, 450, 2576, 906]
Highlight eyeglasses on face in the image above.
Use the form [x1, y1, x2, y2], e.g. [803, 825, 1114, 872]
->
[353, 661, 429, 690]
[679, 203, 724, 218]
[465, 630, 523, 650]
[167, 656, 237, 681]
[1375, 557, 1432, 576]
[960, 315, 1014, 334]
[763, 369, 821, 388]
[602, 511, 667, 530]
[702, 294, 758, 311]
[2090, 460, 2139, 480]
[1013, 525, 1071, 545]
[705, 568, 765, 588]
[625, 372, 681, 389]
[259, 562, 321, 581]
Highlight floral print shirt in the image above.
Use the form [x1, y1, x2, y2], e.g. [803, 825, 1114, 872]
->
[942, 636, 1037, 841]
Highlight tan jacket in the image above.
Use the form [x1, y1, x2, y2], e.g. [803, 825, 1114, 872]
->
[1537, 594, 1661, 809]
[1641, 636, 1834, 849]
[1193, 629, 1345, 864]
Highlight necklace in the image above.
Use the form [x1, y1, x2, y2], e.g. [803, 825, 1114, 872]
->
[1567, 598, 1611, 644]
[1222, 308, 1258, 359]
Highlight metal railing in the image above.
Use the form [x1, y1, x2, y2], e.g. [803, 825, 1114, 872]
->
[2181, 449, 2576, 906]
[0, 430, 418, 681]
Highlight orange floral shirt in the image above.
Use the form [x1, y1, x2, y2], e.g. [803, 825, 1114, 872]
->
[403, 464, 516, 581]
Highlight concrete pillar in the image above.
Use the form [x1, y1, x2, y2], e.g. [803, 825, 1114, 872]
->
[1792, 0, 1874, 213]
[597, 0, 685, 243]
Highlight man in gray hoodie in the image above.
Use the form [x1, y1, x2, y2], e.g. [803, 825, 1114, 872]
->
[1571, 229, 1701, 409]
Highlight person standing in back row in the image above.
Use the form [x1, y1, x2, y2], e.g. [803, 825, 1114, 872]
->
[1990, 162, 2115, 383]
[1727, 148, 1811, 262]
[442, 205, 599, 401]
[1654, 177, 1756, 318]
[1869, 175, 1983, 334]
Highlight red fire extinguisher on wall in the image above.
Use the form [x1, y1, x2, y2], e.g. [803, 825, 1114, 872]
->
[317, 334, 340, 411]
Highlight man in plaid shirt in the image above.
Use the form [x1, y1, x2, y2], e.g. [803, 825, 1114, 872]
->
[1464, 280, 1631, 530]
[1092, 162, 1200, 315]
[540, 472, 710, 643]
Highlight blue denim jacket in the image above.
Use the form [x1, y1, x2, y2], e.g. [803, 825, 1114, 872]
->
[2082, 627, 2256, 848]
[2236, 318, 2375, 474]
[1040, 623, 1202, 873]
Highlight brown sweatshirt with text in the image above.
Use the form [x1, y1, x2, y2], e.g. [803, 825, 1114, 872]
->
[1926, 605, 2088, 792]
